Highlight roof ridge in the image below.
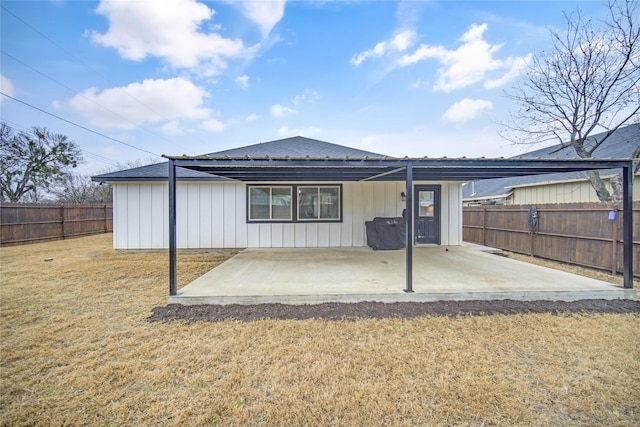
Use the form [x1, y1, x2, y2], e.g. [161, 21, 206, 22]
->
[206, 135, 386, 158]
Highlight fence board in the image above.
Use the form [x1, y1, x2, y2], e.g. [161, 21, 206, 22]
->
[0, 203, 112, 246]
[463, 202, 640, 277]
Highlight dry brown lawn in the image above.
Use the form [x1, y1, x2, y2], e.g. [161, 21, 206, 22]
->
[1, 234, 639, 426]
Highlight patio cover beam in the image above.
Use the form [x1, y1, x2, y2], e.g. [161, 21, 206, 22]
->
[170, 157, 630, 183]
[170, 157, 627, 169]
[169, 159, 177, 296]
[360, 166, 406, 181]
[405, 163, 414, 293]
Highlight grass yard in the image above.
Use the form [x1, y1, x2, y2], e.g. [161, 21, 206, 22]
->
[1, 234, 639, 426]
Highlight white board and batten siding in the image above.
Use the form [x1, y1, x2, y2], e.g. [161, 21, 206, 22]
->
[112, 181, 462, 250]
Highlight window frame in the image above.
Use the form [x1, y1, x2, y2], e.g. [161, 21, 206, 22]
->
[246, 184, 343, 223]
[247, 185, 293, 222]
[296, 185, 341, 222]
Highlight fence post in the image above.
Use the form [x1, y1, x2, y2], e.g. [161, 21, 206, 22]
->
[104, 205, 108, 233]
[612, 206, 619, 275]
[482, 206, 487, 246]
[60, 205, 65, 239]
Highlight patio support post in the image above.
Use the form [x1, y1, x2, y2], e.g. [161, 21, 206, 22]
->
[622, 162, 634, 289]
[404, 162, 414, 293]
[169, 159, 177, 296]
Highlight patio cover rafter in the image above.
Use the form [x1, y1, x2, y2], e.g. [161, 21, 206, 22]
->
[165, 156, 635, 295]
[166, 156, 630, 182]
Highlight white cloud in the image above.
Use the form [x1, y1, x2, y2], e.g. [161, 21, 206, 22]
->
[443, 98, 493, 123]
[351, 30, 417, 67]
[91, 0, 254, 76]
[362, 23, 530, 92]
[269, 90, 319, 119]
[160, 120, 183, 135]
[397, 44, 446, 67]
[270, 104, 296, 118]
[235, 75, 249, 89]
[67, 77, 211, 129]
[292, 89, 320, 106]
[200, 118, 227, 132]
[232, 1, 286, 37]
[246, 113, 260, 121]
[399, 23, 509, 92]
[278, 125, 320, 137]
[0, 75, 14, 103]
[484, 53, 532, 89]
[410, 79, 429, 89]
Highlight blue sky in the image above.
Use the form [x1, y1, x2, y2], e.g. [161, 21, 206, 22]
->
[1, 0, 612, 174]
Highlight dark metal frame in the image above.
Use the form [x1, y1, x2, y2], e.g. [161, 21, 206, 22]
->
[166, 156, 635, 296]
[623, 164, 634, 287]
[404, 163, 413, 293]
[168, 160, 177, 296]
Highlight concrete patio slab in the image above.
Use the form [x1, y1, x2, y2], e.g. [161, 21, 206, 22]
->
[168, 243, 636, 305]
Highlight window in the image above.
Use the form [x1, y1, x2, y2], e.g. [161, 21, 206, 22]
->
[418, 190, 435, 217]
[298, 186, 340, 221]
[248, 186, 292, 221]
[247, 185, 342, 223]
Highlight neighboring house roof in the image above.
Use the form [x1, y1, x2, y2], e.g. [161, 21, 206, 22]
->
[463, 124, 640, 201]
[92, 136, 385, 182]
[512, 123, 639, 160]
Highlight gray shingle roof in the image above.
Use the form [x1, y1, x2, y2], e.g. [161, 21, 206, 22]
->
[513, 124, 639, 160]
[207, 136, 385, 158]
[91, 162, 233, 182]
[463, 124, 639, 201]
[92, 136, 385, 182]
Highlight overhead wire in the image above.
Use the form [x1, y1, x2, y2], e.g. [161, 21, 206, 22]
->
[1, 92, 162, 158]
[1, 5, 209, 153]
[1, 120, 119, 167]
[1, 48, 190, 154]
[1, 51, 170, 139]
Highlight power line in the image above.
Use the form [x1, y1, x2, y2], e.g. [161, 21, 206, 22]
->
[82, 151, 120, 167]
[1, 92, 161, 158]
[1, 121, 119, 167]
[1, 49, 192, 153]
[0, 5, 198, 152]
[1, 50, 159, 135]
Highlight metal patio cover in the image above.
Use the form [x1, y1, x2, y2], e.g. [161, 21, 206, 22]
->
[164, 155, 636, 293]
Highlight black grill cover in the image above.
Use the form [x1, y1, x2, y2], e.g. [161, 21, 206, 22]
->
[365, 216, 406, 250]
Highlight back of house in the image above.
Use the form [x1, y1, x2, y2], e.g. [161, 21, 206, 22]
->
[93, 136, 464, 250]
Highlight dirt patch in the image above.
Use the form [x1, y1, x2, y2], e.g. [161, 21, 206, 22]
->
[150, 299, 640, 323]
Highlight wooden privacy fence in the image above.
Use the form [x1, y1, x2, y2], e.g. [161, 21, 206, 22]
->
[463, 202, 640, 277]
[0, 203, 112, 246]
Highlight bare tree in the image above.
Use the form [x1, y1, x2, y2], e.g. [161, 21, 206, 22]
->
[52, 158, 158, 204]
[52, 173, 112, 204]
[502, 0, 640, 201]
